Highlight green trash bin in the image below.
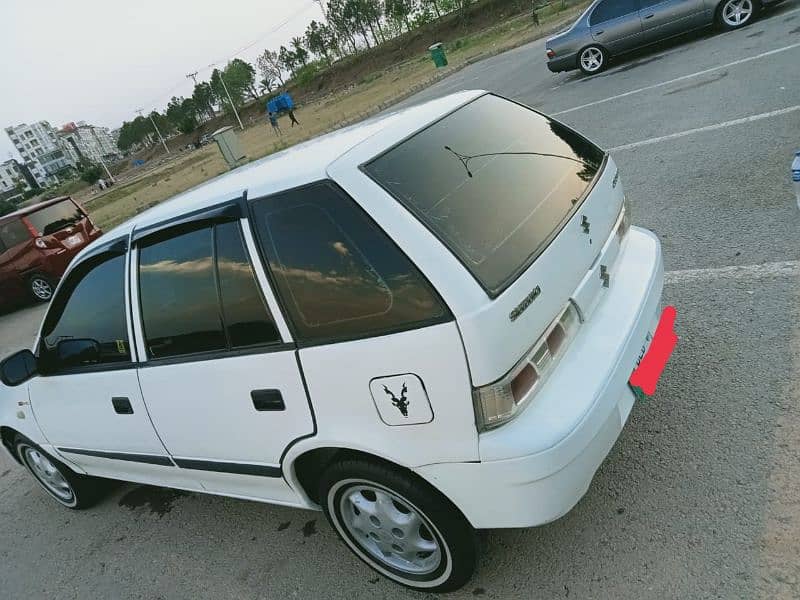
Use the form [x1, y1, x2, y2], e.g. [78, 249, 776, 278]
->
[429, 42, 448, 68]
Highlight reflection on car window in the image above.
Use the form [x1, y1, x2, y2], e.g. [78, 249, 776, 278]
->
[215, 221, 281, 348]
[0, 220, 30, 250]
[139, 227, 226, 358]
[41, 254, 130, 369]
[590, 0, 639, 25]
[251, 182, 448, 343]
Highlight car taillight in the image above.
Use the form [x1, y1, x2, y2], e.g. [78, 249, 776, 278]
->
[473, 303, 581, 431]
[34, 237, 59, 249]
[546, 48, 555, 59]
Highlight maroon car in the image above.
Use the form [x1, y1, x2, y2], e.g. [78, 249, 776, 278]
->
[0, 197, 103, 311]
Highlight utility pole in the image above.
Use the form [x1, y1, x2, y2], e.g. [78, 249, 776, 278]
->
[136, 108, 170, 154]
[186, 71, 199, 86]
[218, 72, 244, 130]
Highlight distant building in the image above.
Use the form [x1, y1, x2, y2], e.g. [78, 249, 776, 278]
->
[59, 121, 121, 165]
[0, 159, 34, 202]
[4, 121, 76, 188]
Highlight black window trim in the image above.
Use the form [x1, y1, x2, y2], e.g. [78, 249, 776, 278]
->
[131, 195, 246, 245]
[359, 91, 608, 299]
[37, 236, 132, 377]
[246, 179, 454, 348]
[134, 206, 287, 365]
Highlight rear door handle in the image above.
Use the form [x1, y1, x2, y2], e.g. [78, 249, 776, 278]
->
[112, 397, 134, 415]
[251, 390, 285, 411]
[595, 29, 605, 34]
[643, 13, 654, 18]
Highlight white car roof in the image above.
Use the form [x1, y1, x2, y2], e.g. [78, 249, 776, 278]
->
[98, 90, 486, 250]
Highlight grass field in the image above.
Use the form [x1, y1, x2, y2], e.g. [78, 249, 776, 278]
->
[82, 2, 590, 232]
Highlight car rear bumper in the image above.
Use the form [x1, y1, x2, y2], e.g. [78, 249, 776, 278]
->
[547, 54, 577, 73]
[416, 226, 664, 528]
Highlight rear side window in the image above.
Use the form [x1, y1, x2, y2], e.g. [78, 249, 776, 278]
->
[590, 0, 639, 25]
[0, 220, 30, 251]
[26, 199, 84, 236]
[40, 253, 130, 370]
[138, 222, 280, 359]
[251, 181, 449, 344]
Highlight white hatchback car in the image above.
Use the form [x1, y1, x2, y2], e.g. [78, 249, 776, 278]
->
[0, 91, 665, 592]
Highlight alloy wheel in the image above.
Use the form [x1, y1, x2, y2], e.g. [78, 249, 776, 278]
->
[580, 47, 604, 73]
[23, 447, 75, 504]
[722, 0, 753, 26]
[30, 277, 53, 301]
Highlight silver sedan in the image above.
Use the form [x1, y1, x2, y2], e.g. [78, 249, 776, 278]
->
[546, 0, 781, 74]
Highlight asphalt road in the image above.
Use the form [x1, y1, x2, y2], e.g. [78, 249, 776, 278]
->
[2, 5, 800, 598]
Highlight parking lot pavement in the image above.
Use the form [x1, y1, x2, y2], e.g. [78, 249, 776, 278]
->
[2, 4, 800, 598]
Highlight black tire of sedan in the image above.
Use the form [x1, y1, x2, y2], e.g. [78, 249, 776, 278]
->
[716, 0, 758, 30]
[28, 274, 54, 302]
[578, 45, 607, 75]
[319, 458, 478, 592]
[15, 437, 99, 509]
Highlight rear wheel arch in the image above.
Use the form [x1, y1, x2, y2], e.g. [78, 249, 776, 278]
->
[1, 426, 23, 464]
[290, 447, 428, 506]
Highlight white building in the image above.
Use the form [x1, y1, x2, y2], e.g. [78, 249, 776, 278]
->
[0, 159, 33, 201]
[4, 121, 76, 188]
[59, 121, 121, 164]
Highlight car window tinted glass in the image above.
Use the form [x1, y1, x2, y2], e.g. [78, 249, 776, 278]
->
[26, 199, 84, 236]
[215, 221, 281, 348]
[637, 0, 664, 7]
[251, 182, 448, 343]
[590, 0, 639, 24]
[139, 227, 226, 358]
[40, 253, 130, 369]
[364, 95, 604, 296]
[0, 220, 30, 250]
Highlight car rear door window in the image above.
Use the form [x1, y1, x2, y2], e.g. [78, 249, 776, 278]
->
[590, 0, 639, 24]
[251, 182, 449, 344]
[139, 227, 226, 359]
[138, 222, 281, 360]
[40, 253, 130, 370]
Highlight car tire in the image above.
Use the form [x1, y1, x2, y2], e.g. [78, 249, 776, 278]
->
[28, 274, 54, 303]
[319, 458, 478, 592]
[716, 0, 759, 30]
[15, 437, 100, 509]
[578, 45, 607, 75]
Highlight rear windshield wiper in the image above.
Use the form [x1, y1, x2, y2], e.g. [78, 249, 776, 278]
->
[443, 145, 596, 178]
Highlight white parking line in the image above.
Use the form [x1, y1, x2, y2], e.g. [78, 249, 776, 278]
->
[552, 41, 800, 116]
[606, 104, 800, 151]
[665, 260, 800, 284]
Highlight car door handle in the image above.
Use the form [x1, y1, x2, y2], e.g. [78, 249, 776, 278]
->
[595, 29, 604, 34]
[112, 397, 134, 415]
[643, 13, 654, 18]
[251, 390, 285, 411]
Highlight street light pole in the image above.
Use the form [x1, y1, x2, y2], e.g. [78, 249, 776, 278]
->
[218, 73, 244, 130]
[186, 71, 199, 86]
[136, 108, 170, 154]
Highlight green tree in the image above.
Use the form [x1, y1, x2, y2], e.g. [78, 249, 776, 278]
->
[386, 0, 417, 30]
[328, 0, 359, 53]
[291, 37, 309, 67]
[305, 20, 334, 64]
[192, 82, 217, 120]
[80, 164, 103, 184]
[278, 46, 298, 78]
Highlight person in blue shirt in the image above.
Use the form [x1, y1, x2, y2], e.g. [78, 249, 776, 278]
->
[268, 112, 282, 136]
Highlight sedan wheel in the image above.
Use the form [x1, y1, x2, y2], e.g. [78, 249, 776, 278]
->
[579, 46, 606, 75]
[719, 0, 755, 28]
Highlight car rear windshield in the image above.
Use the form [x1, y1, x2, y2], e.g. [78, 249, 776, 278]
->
[26, 199, 85, 236]
[363, 94, 605, 296]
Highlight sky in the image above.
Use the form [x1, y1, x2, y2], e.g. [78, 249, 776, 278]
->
[0, 0, 325, 161]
